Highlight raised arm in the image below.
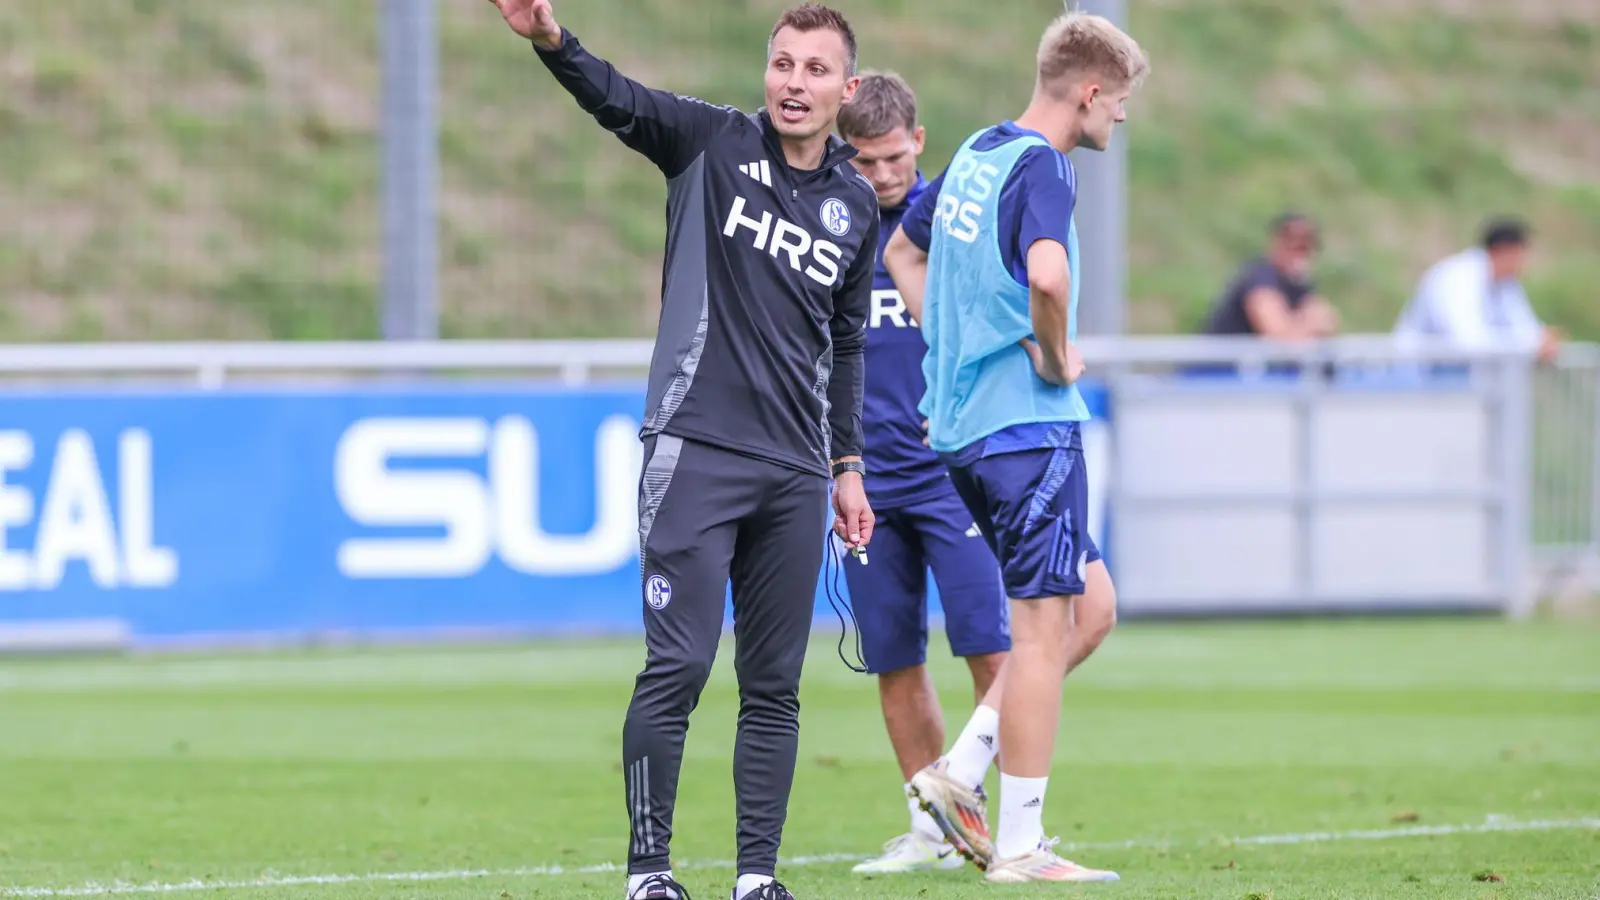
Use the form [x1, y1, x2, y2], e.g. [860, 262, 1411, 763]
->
[491, 0, 736, 177]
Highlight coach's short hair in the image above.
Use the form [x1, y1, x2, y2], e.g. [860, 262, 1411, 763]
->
[769, 3, 859, 76]
[836, 71, 917, 141]
[1036, 10, 1149, 93]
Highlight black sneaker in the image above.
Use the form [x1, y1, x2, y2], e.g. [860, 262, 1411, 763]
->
[631, 873, 693, 899]
[737, 882, 794, 900]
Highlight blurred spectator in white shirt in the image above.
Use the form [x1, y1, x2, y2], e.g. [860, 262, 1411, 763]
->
[1394, 218, 1562, 364]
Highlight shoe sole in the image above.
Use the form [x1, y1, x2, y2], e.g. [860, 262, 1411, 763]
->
[908, 779, 991, 872]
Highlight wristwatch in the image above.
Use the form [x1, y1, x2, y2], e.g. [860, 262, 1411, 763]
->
[831, 459, 866, 479]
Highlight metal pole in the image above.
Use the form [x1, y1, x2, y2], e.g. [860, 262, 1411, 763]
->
[379, 0, 439, 340]
[1073, 0, 1127, 336]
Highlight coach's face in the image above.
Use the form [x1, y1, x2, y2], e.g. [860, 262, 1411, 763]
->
[765, 26, 859, 145]
[846, 125, 925, 208]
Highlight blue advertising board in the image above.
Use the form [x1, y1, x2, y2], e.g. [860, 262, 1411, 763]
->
[0, 381, 1108, 645]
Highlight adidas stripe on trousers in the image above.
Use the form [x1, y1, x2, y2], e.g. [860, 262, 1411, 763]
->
[624, 433, 829, 876]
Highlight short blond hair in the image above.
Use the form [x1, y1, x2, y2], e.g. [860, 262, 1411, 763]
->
[1036, 10, 1149, 93]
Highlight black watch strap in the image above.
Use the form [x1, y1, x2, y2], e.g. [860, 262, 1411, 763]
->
[831, 459, 866, 479]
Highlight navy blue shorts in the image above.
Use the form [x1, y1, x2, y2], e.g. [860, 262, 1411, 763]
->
[841, 483, 1009, 675]
[943, 446, 1101, 601]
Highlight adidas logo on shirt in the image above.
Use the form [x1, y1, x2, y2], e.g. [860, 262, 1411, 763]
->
[738, 159, 773, 187]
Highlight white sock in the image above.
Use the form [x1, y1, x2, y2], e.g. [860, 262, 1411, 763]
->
[733, 873, 773, 899]
[906, 782, 944, 843]
[996, 774, 1049, 860]
[626, 871, 675, 899]
[944, 704, 1000, 789]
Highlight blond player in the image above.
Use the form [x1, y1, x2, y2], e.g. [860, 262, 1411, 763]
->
[883, 9, 1149, 885]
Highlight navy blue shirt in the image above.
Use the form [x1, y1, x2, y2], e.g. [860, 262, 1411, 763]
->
[863, 173, 949, 508]
[901, 122, 1084, 466]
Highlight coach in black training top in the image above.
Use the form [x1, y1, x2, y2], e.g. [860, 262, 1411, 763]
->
[540, 23, 878, 478]
[486, 1, 878, 899]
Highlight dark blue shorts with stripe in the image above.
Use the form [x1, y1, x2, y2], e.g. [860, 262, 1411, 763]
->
[940, 445, 1101, 601]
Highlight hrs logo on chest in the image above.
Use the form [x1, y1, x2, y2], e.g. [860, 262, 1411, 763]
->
[870, 290, 917, 329]
[935, 155, 1002, 245]
[723, 195, 845, 288]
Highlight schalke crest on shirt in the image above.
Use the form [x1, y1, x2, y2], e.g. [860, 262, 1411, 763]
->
[820, 198, 851, 236]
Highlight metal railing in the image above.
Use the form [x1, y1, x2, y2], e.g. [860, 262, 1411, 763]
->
[1528, 344, 1600, 592]
[0, 340, 657, 388]
[0, 333, 1547, 383]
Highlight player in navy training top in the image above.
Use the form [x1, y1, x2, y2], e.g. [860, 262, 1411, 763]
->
[833, 73, 1010, 877]
[883, 10, 1149, 885]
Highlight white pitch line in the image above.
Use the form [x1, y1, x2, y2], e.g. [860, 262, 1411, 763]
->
[2, 817, 1596, 897]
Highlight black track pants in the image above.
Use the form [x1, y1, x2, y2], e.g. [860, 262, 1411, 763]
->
[623, 434, 827, 876]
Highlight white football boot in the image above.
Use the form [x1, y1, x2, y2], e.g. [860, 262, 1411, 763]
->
[850, 831, 965, 874]
[983, 837, 1121, 884]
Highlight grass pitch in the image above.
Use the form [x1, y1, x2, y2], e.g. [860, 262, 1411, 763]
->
[1, 617, 1597, 899]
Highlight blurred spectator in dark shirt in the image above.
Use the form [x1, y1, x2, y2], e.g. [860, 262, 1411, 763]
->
[1201, 212, 1339, 342]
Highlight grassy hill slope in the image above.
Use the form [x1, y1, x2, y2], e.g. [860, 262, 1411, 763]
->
[1, 0, 1595, 341]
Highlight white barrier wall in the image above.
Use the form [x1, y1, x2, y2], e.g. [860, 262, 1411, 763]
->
[1105, 367, 1528, 615]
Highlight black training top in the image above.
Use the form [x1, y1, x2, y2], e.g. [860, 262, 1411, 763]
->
[535, 29, 880, 477]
